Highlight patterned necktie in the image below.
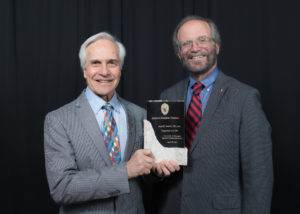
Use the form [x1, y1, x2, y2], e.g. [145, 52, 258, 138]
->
[185, 82, 204, 150]
[102, 103, 121, 165]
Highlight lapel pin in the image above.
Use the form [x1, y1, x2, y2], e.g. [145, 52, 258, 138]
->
[220, 88, 224, 92]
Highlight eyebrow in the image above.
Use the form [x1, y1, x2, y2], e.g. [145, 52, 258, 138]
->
[89, 59, 120, 64]
[90, 59, 101, 63]
[108, 59, 120, 63]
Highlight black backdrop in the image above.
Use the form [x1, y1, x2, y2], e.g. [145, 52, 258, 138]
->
[1, 0, 299, 213]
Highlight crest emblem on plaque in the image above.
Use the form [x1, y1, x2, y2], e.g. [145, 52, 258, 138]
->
[161, 103, 169, 115]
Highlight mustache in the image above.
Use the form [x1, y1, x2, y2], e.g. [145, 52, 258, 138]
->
[187, 52, 208, 59]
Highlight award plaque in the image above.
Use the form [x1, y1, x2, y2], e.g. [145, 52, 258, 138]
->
[144, 100, 187, 165]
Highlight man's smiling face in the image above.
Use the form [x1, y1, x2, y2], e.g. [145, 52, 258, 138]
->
[177, 20, 220, 77]
[83, 39, 121, 101]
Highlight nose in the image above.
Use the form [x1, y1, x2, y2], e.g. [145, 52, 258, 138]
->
[99, 64, 109, 76]
[190, 41, 201, 52]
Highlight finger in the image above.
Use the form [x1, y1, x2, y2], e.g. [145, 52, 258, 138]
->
[169, 160, 180, 171]
[145, 161, 154, 170]
[165, 160, 180, 172]
[143, 155, 155, 164]
[153, 161, 168, 176]
[147, 151, 155, 159]
[162, 166, 171, 176]
[164, 161, 176, 173]
[135, 152, 153, 164]
[143, 168, 151, 175]
[154, 164, 163, 176]
[160, 160, 180, 172]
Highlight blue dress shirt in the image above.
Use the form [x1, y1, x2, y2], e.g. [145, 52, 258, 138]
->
[85, 87, 128, 160]
[186, 67, 219, 114]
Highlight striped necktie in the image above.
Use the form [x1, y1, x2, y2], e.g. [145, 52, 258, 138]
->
[102, 103, 121, 165]
[185, 82, 204, 150]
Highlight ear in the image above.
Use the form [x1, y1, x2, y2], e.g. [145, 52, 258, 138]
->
[83, 69, 87, 79]
[216, 43, 220, 55]
[176, 52, 182, 60]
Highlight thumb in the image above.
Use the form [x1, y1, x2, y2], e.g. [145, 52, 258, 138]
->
[143, 149, 153, 156]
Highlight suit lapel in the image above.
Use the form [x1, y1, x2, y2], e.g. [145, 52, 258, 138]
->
[190, 71, 229, 153]
[177, 78, 189, 102]
[118, 96, 136, 162]
[75, 92, 111, 165]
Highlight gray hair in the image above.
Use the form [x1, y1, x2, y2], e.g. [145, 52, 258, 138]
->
[172, 15, 221, 54]
[78, 32, 126, 70]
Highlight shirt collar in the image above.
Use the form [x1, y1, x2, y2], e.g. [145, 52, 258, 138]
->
[85, 87, 121, 115]
[188, 66, 219, 89]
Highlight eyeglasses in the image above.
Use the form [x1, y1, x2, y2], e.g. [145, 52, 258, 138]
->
[179, 36, 215, 52]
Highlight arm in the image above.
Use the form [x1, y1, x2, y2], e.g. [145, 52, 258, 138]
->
[240, 89, 273, 213]
[44, 113, 130, 205]
[44, 113, 153, 205]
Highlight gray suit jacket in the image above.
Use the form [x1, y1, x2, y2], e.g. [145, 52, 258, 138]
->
[44, 92, 146, 214]
[156, 71, 273, 214]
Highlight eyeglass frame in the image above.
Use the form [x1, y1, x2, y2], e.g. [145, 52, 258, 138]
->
[178, 35, 216, 52]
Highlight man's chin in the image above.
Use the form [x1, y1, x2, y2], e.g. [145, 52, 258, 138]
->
[183, 60, 217, 77]
[185, 65, 210, 76]
[192, 70, 210, 77]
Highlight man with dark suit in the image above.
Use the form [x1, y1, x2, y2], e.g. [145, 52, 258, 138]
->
[152, 15, 273, 214]
[44, 32, 154, 214]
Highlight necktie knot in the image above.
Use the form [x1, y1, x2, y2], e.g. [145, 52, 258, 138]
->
[192, 82, 204, 96]
[102, 103, 114, 111]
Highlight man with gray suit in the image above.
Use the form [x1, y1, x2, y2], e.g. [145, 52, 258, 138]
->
[152, 15, 273, 214]
[44, 32, 154, 214]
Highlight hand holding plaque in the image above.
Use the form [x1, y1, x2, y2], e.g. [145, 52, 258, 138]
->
[144, 100, 187, 166]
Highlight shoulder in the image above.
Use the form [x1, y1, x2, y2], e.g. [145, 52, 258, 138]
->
[162, 78, 188, 93]
[217, 72, 264, 114]
[160, 78, 189, 99]
[45, 94, 82, 122]
[220, 72, 259, 96]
